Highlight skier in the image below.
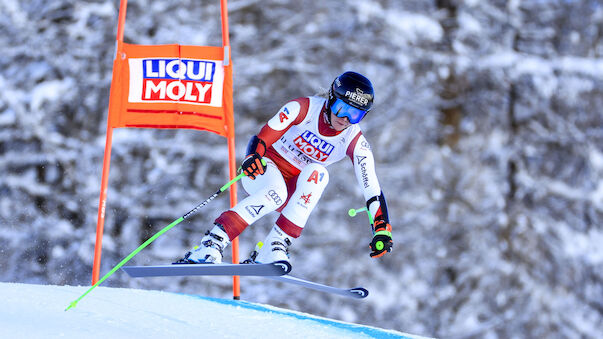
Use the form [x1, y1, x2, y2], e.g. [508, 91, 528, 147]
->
[178, 71, 393, 265]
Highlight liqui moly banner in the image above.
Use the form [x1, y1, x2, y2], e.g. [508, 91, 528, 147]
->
[128, 57, 225, 107]
[107, 43, 232, 135]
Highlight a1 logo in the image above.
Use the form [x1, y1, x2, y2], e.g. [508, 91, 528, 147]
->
[279, 107, 290, 123]
[307, 170, 325, 184]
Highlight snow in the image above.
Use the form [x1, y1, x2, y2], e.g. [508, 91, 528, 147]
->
[386, 11, 444, 44]
[1, 282, 425, 339]
[31, 79, 74, 113]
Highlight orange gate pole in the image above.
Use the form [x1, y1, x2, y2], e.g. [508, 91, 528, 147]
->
[220, 0, 241, 300]
[91, 0, 129, 285]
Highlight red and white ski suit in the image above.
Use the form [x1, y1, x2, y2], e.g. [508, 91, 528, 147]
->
[215, 96, 389, 240]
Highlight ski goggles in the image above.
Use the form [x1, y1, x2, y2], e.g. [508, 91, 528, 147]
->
[330, 98, 368, 124]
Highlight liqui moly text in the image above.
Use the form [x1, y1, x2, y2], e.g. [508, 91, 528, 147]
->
[293, 131, 334, 162]
[143, 59, 214, 103]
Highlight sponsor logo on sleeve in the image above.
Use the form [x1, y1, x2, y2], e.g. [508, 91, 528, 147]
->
[279, 107, 291, 123]
[356, 155, 370, 188]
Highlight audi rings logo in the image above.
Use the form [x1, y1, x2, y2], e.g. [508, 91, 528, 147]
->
[267, 190, 282, 205]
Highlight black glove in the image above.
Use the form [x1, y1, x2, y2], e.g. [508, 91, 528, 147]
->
[241, 153, 266, 180]
[369, 221, 393, 258]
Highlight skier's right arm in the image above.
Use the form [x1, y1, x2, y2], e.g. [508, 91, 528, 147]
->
[242, 98, 308, 179]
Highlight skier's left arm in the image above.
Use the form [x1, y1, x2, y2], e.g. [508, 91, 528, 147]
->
[347, 134, 393, 258]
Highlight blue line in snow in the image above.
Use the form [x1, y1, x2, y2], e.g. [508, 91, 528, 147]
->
[185, 295, 414, 339]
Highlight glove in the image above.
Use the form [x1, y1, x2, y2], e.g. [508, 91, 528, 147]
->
[241, 153, 266, 180]
[242, 135, 267, 180]
[369, 220, 393, 258]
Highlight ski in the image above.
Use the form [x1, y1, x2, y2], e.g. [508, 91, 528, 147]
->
[266, 275, 369, 299]
[121, 260, 292, 278]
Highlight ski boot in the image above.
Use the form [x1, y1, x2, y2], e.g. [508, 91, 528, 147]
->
[176, 224, 229, 264]
[253, 225, 292, 264]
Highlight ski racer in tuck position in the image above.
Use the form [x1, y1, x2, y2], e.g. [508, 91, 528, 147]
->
[178, 71, 393, 265]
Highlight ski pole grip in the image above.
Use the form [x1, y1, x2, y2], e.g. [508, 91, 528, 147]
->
[223, 159, 267, 191]
[348, 207, 366, 217]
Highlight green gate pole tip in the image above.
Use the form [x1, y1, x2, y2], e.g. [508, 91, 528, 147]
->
[65, 171, 247, 311]
[66, 299, 79, 311]
[65, 295, 78, 311]
[64, 216, 184, 311]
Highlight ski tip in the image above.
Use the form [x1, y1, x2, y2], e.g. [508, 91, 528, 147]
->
[273, 260, 292, 274]
[349, 287, 369, 299]
[121, 266, 139, 277]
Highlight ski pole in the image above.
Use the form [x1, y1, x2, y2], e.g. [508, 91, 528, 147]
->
[348, 207, 374, 225]
[65, 169, 250, 311]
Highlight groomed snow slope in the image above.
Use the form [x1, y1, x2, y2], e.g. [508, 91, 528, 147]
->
[1, 282, 431, 339]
